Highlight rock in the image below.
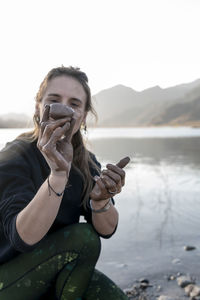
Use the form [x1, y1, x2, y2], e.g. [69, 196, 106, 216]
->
[177, 275, 195, 288]
[124, 283, 148, 298]
[123, 287, 133, 294]
[139, 278, 151, 289]
[157, 285, 162, 292]
[139, 278, 149, 284]
[184, 245, 196, 251]
[157, 296, 177, 300]
[190, 285, 200, 298]
[185, 284, 195, 296]
[140, 282, 150, 289]
[172, 258, 181, 264]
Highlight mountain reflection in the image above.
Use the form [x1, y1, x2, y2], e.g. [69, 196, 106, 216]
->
[89, 137, 200, 167]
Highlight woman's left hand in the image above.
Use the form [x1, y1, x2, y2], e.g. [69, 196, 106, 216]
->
[90, 157, 130, 201]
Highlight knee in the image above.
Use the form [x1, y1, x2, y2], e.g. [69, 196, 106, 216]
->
[64, 223, 101, 258]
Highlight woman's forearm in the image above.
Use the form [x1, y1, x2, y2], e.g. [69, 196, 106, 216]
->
[16, 173, 68, 246]
[91, 199, 119, 236]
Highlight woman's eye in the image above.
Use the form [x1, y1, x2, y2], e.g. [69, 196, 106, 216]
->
[71, 103, 79, 107]
[49, 99, 59, 103]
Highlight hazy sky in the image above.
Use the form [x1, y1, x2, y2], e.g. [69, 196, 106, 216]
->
[0, 0, 200, 115]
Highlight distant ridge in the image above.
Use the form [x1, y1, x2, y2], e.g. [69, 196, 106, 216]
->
[0, 113, 33, 128]
[1, 79, 200, 128]
[90, 78, 200, 127]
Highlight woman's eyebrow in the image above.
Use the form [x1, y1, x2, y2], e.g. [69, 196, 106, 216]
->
[47, 93, 60, 97]
[71, 98, 82, 103]
[47, 94, 82, 103]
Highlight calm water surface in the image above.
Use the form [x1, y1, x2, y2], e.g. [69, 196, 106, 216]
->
[1, 127, 200, 288]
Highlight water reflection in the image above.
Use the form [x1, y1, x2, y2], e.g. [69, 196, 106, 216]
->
[92, 137, 200, 287]
[88, 137, 200, 167]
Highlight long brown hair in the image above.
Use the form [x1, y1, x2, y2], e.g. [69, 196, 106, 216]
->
[18, 66, 100, 208]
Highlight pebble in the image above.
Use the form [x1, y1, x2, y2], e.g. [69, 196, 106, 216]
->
[125, 272, 199, 300]
[172, 258, 181, 264]
[184, 245, 196, 251]
[177, 275, 195, 288]
[139, 278, 151, 289]
[190, 285, 200, 298]
[157, 285, 162, 292]
[157, 296, 179, 300]
[168, 275, 176, 281]
[139, 278, 149, 284]
[185, 284, 195, 296]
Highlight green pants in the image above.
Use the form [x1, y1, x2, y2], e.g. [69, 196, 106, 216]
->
[0, 223, 128, 300]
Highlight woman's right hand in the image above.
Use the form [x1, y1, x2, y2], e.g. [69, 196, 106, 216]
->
[37, 104, 76, 177]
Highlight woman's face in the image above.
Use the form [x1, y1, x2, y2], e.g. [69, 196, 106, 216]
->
[37, 75, 87, 136]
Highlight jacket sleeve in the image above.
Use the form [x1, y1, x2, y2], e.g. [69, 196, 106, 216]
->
[0, 146, 40, 252]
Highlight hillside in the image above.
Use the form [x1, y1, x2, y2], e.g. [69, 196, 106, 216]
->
[0, 113, 33, 128]
[1, 79, 200, 128]
[90, 79, 200, 127]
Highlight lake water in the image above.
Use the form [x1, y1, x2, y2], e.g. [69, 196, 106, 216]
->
[1, 127, 200, 289]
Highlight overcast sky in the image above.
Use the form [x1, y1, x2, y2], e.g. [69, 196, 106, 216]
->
[0, 0, 200, 115]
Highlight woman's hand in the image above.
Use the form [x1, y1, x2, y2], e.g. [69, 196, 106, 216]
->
[37, 104, 76, 177]
[90, 157, 130, 201]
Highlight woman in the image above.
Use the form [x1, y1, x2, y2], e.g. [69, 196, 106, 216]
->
[0, 66, 129, 300]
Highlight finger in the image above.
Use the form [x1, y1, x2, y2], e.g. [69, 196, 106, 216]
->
[43, 118, 70, 134]
[44, 126, 64, 149]
[102, 169, 121, 185]
[105, 164, 126, 186]
[42, 142, 68, 171]
[106, 164, 125, 179]
[40, 118, 71, 146]
[95, 177, 106, 191]
[63, 118, 76, 143]
[39, 105, 50, 135]
[94, 175, 100, 182]
[61, 121, 71, 135]
[41, 105, 50, 123]
[100, 174, 117, 192]
[116, 156, 130, 169]
[41, 126, 65, 160]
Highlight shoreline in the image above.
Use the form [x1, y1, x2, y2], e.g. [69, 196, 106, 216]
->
[124, 270, 200, 299]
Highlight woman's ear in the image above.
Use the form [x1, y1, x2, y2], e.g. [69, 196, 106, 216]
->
[82, 112, 87, 125]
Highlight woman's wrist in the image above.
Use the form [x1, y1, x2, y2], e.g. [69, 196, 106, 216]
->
[90, 198, 113, 213]
[90, 198, 111, 210]
[49, 172, 69, 187]
[50, 170, 68, 179]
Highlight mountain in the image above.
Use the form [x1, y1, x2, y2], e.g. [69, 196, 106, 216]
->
[0, 113, 33, 128]
[1, 79, 200, 128]
[151, 85, 200, 126]
[90, 79, 200, 127]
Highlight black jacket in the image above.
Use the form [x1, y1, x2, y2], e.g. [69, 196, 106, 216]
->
[0, 139, 115, 264]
